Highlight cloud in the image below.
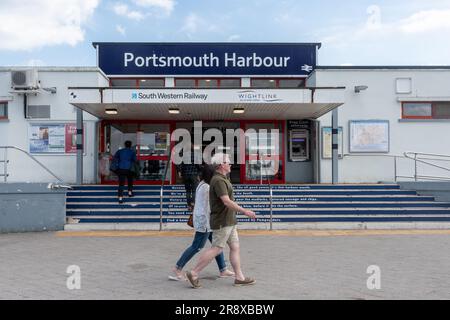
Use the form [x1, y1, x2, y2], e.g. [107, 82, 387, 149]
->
[132, 0, 175, 14]
[116, 25, 126, 35]
[179, 13, 221, 38]
[399, 9, 450, 33]
[227, 34, 241, 42]
[113, 3, 144, 21]
[0, 0, 99, 51]
[317, 5, 450, 64]
[25, 59, 46, 66]
[181, 13, 201, 35]
[322, 6, 450, 44]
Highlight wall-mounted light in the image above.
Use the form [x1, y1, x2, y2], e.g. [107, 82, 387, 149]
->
[354, 85, 368, 93]
[105, 108, 118, 115]
[233, 107, 245, 114]
[168, 108, 180, 114]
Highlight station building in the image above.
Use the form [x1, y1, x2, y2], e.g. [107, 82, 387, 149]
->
[1, 42, 450, 186]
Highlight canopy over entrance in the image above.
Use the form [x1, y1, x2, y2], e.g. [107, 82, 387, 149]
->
[68, 87, 345, 120]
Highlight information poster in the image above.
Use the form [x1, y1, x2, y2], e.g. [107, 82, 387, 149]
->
[349, 120, 389, 153]
[321, 127, 343, 159]
[155, 132, 168, 151]
[29, 123, 84, 154]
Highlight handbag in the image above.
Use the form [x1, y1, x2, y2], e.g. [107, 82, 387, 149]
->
[109, 155, 119, 174]
[186, 181, 204, 228]
[187, 213, 194, 228]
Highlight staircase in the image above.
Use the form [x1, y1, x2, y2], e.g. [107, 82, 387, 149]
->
[65, 184, 450, 230]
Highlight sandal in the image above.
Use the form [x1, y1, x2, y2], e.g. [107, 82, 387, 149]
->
[186, 271, 202, 289]
[234, 277, 256, 286]
[168, 270, 186, 281]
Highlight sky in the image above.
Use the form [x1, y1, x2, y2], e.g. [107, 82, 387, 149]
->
[1, 0, 450, 67]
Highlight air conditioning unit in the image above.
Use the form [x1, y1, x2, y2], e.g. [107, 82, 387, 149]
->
[11, 69, 39, 89]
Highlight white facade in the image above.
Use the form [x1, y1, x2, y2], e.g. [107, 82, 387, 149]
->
[312, 67, 450, 183]
[0, 67, 109, 183]
[1, 66, 450, 184]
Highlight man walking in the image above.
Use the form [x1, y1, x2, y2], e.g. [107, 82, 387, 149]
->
[186, 153, 257, 288]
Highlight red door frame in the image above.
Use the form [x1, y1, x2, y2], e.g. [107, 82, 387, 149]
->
[99, 119, 286, 185]
[240, 120, 285, 184]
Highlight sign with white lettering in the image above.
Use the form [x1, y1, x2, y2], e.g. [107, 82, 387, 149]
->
[94, 42, 319, 76]
[108, 89, 310, 104]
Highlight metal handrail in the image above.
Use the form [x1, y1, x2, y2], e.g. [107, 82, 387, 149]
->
[343, 152, 450, 182]
[0, 146, 63, 183]
[403, 152, 450, 182]
[159, 149, 172, 231]
[259, 152, 274, 231]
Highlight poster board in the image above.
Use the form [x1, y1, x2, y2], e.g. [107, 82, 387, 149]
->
[349, 120, 389, 153]
[29, 123, 85, 154]
[321, 127, 343, 159]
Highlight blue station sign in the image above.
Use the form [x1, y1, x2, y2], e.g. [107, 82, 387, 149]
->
[94, 42, 319, 76]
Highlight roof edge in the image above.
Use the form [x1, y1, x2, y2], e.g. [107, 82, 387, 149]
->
[316, 65, 450, 70]
[92, 42, 322, 48]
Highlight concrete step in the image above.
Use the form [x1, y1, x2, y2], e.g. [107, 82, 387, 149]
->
[66, 202, 450, 209]
[67, 190, 418, 197]
[66, 208, 450, 216]
[70, 184, 401, 191]
[68, 216, 450, 224]
[66, 195, 436, 202]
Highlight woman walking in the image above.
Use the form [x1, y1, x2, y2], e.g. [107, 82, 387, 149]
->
[113, 140, 137, 204]
[169, 165, 234, 281]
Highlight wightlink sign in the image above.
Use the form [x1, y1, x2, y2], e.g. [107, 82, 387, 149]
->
[94, 42, 319, 76]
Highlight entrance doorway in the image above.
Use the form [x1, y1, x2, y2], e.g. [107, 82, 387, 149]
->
[100, 121, 173, 184]
[99, 120, 284, 184]
[242, 121, 284, 184]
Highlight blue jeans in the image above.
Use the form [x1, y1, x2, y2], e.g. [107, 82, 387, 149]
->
[175, 231, 227, 272]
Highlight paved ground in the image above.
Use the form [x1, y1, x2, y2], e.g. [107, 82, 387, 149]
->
[0, 229, 450, 300]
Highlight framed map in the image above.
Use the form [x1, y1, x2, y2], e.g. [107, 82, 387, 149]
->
[349, 120, 389, 153]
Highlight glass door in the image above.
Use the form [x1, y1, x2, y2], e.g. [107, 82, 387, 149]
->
[242, 121, 284, 184]
[136, 124, 171, 183]
[100, 121, 172, 184]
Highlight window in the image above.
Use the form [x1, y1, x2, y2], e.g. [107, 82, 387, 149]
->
[175, 79, 196, 88]
[110, 79, 137, 87]
[26, 105, 51, 119]
[433, 102, 450, 119]
[402, 102, 450, 119]
[175, 78, 241, 88]
[251, 79, 276, 88]
[138, 79, 164, 88]
[220, 79, 241, 88]
[402, 103, 432, 118]
[251, 78, 306, 88]
[198, 79, 218, 88]
[279, 79, 305, 88]
[0, 102, 7, 119]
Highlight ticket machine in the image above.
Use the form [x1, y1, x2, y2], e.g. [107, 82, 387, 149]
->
[289, 129, 310, 161]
